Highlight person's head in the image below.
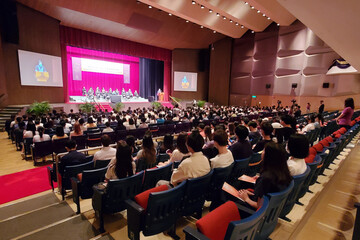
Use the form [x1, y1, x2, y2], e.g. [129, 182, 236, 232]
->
[345, 98, 355, 109]
[198, 123, 205, 131]
[142, 134, 156, 164]
[248, 121, 257, 131]
[88, 118, 94, 124]
[125, 135, 136, 152]
[38, 126, 44, 137]
[242, 117, 249, 126]
[79, 118, 85, 125]
[115, 141, 133, 179]
[287, 134, 309, 159]
[186, 130, 204, 153]
[309, 114, 316, 123]
[101, 134, 111, 147]
[105, 121, 110, 128]
[260, 122, 274, 137]
[60, 120, 66, 128]
[213, 130, 228, 148]
[55, 126, 65, 137]
[228, 123, 235, 135]
[26, 122, 36, 135]
[204, 126, 212, 140]
[163, 134, 174, 150]
[176, 132, 189, 154]
[281, 115, 294, 127]
[129, 118, 134, 125]
[235, 125, 249, 141]
[261, 142, 292, 184]
[320, 100, 324, 104]
[65, 139, 77, 151]
[141, 117, 146, 123]
[74, 122, 82, 134]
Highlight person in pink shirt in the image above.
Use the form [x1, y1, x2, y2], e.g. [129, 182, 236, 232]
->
[336, 98, 354, 129]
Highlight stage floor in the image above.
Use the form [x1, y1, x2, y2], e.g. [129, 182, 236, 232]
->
[69, 95, 148, 103]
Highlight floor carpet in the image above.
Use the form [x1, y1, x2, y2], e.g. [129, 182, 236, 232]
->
[0, 166, 56, 205]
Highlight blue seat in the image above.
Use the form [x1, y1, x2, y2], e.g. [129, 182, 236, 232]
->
[157, 153, 170, 163]
[228, 157, 251, 184]
[297, 156, 321, 201]
[254, 180, 294, 240]
[52, 138, 69, 155]
[245, 153, 262, 177]
[92, 171, 144, 233]
[183, 197, 269, 240]
[126, 181, 187, 240]
[71, 166, 107, 214]
[280, 167, 310, 221]
[142, 163, 173, 191]
[32, 140, 53, 164]
[94, 159, 111, 169]
[182, 170, 213, 218]
[207, 163, 235, 210]
[71, 135, 87, 150]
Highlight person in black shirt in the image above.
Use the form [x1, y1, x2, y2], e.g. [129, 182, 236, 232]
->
[248, 121, 261, 146]
[319, 100, 324, 114]
[229, 125, 252, 160]
[276, 115, 296, 144]
[59, 139, 87, 173]
[252, 122, 273, 153]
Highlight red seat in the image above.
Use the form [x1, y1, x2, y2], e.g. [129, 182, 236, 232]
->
[325, 136, 333, 143]
[305, 154, 316, 163]
[339, 128, 347, 134]
[309, 147, 317, 156]
[334, 134, 342, 139]
[319, 140, 329, 147]
[134, 185, 168, 210]
[196, 201, 241, 240]
[313, 144, 324, 152]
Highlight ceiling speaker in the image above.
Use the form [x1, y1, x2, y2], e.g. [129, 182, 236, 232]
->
[291, 83, 298, 88]
[322, 82, 330, 88]
[265, 84, 271, 89]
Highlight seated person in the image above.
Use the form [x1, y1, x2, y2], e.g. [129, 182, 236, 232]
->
[126, 118, 136, 130]
[210, 130, 234, 169]
[276, 115, 296, 143]
[33, 126, 50, 142]
[170, 130, 211, 186]
[248, 121, 261, 146]
[70, 123, 83, 138]
[135, 134, 157, 172]
[102, 121, 114, 133]
[159, 134, 175, 154]
[287, 134, 309, 176]
[59, 140, 87, 173]
[52, 126, 68, 141]
[252, 122, 273, 153]
[23, 122, 37, 138]
[93, 135, 116, 166]
[238, 142, 292, 209]
[86, 117, 97, 128]
[79, 118, 87, 132]
[229, 125, 253, 160]
[105, 141, 135, 180]
[115, 120, 126, 131]
[156, 114, 165, 124]
[301, 114, 316, 133]
[158, 132, 191, 166]
[126, 135, 139, 155]
[138, 117, 148, 129]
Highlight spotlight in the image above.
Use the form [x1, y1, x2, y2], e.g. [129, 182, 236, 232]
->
[192, 1, 196, 4]
[263, 14, 266, 16]
[169, 13, 172, 16]
[251, 30, 254, 33]
[200, 25, 204, 28]
[209, 9, 213, 13]
[267, 17, 271, 20]
[223, 16, 226, 20]
[245, 2, 248, 4]
[277, 23, 280, 26]
[186, 20, 189, 23]
[241, 25, 244, 28]
[257, 10, 260, 13]
[213, 30, 216, 33]
[230, 20, 233, 23]
[201, 5, 204, 9]
[251, 6, 255, 9]
[216, 13, 220, 16]
[148, 5, 152, 8]
[235, 23, 239, 26]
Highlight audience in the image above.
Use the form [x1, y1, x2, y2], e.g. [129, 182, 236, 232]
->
[59, 140, 87, 173]
[229, 125, 253, 160]
[102, 122, 114, 133]
[105, 141, 135, 180]
[248, 121, 261, 146]
[52, 126, 68, 140]
[33, 126, 50, 142]
[210, 130, 234, 168]
[136, 134, 157, 172]
[70, 122, 83, 138]
[159, 134, 174, 153]
[93, 135, 116, 165]
[253, 122, 273, 153]
[287, 134, 309, 176]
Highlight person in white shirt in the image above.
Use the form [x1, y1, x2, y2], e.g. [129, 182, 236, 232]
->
[138, 117, 148, 129]
[102, 122, 114, 133]
[301, 114, 316, 134]
[93, 135, 116, 166]
[33, 126, 51, 142]
[210, 129, 234, 169]
[158, 132, 191, 167]
[126, 118, 136, 130]
[287, 134, 308, 176]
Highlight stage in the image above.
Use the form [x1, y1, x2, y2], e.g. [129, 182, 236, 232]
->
[68, 95, 149, 103]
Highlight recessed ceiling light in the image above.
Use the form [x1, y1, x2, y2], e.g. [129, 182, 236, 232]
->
[200, 25, 204, 28]
[251, 30, 254, 33]
[209, 9, 213, 13]
[169, 13, 172, 16]
[186, 20, 189, 23]
[241, 25, 244, 28]
[223, 16, 226, 20]
[192, 1, 196, 4]
[267, 17, 271, 20]
[213, 30, 216, 33]
[230, 20, 233, 23]
[257, 10, 260, 13]
[251, 6, 255, 9]
[148, 5, 152, 8]
[245, 2, 248, 4]
[277, 23, 280, 26]
[216, 13, 220, 16]
[263, 14, 266, 17]
[201, 5, 204, 9]
[235, 23, 239, 26]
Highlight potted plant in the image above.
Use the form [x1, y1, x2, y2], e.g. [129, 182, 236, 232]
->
[27, 101, 51, 116]
[151, 101, 162, 110]
[114, 102, 125, 112]
[197, 100, 206, 108]
[169, 96, 182, 107]
[79, 102, 95, 113]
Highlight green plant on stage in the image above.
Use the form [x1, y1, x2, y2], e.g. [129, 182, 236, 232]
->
[169, 96, 182, 106]
[114, 102, 125, 112]
[197, 100, 206, 108]
[27, 101, 51, 116]
[79, 102, 95, 113]
[151, 101, 162, 110]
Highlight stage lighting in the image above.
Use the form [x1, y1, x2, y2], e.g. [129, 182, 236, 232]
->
[223, 16, 226, 20]
[235, 23, 239, 26]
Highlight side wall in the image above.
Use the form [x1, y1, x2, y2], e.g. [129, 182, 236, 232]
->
[1, 4, 64, 105]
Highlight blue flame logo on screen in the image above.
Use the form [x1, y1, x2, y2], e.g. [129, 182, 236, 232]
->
[181, 76, 190, 89]
[35, 60, 49, 82]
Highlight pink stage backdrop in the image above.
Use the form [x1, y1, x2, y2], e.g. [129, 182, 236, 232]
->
[66, 46, 139, 96]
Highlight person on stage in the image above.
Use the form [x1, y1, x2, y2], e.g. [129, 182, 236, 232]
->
[134, 90, 139, 98]
[128, 89, 133, 98]
[109, 88, 113, 95]
[82, 87, 87, 96]
[115, 89, 120, 95]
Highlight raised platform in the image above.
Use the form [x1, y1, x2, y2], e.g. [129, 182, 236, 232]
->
[69, 95, 148, 103]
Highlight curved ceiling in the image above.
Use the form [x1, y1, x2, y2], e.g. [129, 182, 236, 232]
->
[17, 0, 296, 50]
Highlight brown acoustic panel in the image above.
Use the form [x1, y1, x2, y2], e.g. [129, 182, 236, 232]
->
[126, 12, 163, 33]
[230, 76, 252, 95]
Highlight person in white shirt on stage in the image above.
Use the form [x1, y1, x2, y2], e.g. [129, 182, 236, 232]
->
[210, 129, 234, 169]
[287, 134, 309, 176]
[93, 135, 116, 166]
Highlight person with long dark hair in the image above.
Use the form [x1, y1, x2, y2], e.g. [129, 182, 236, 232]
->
[158, 132, 191, 166]
[238, 142, 292, 209]
[105, 141, 135, 180]
[33, 126, 50, 142]
[287, 134, 309, 176]
[52, 126, 68, 140]
[336, 97, 355, 129]
[159, 134, 175, 153]
[135, 134, 157, 172]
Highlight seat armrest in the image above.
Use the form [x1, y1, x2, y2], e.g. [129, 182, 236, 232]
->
[71, 177, 81, 204]
[234, 202, 256, 219]
[92, 185, 106, 212]
[125, 199, 145, 240]
[183, 226, 210, 240]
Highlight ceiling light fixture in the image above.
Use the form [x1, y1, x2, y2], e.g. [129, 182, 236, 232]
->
[209, 9, 213, 13]
[223, 16, 227, 20]
[148, 5, 152, 8]
[257, 10, 260, 13]
[235, 23, 239, 26]
[200, 25, 204, 28]
[169, 13, 172, 16]
[192, 1, 196, 4]
[267, 17, 270, 20]
[230, 20, 233, 23]
[251, 6, 255, 9]
[201, 5, 204, 9]
[186, 20, 189, 23]
[277, 23, 280, 26]
[245, 2, 248, 4]
[251, 31, 254, 33]
[263, 14, 266, 17]
[216, 13, 220, 16]
[213, 30, 216, 33]
[241, 25, 244, 28]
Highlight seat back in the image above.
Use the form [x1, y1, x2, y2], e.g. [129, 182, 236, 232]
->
[142, 163, 173, 191]
[225, 197, 269, 240]
[33, 140, 53, 158]
[182, 170, 213, 216]
[156, 153, 170, 163]
[135, 128, 147, 140]
[80, 167, 107, 199]
[53, 138, 69, 154]
[245, 153, 262, 177]
[23, 138, 33, 156]
[103, 132, 116, 144]
[144, 181, 186, 236]
[229, 157, 251, 184]
[104, 171, 144, 213]
[116, 130, 127, 141]
[280, 167, 310, 218]
[255, 180, 294, 240]
[71, 135, 87, 150]
[62, 161, 94, 190]
[299, 156, 321, 199]
[208, 163, 235, 201]
[87, 133, 102, 147]
[94, 159, 111, 169]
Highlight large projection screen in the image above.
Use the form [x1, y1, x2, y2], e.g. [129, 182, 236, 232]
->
[18, 50, 63, 87]
[174, 71, 197, 92]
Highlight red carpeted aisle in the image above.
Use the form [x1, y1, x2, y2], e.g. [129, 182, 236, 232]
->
[0, 166, 56, 205]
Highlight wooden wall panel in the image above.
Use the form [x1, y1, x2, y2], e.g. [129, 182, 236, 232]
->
[2, 4, 64, 105]
[0, 33, 8, 107]
[208, 37, 232, 106]
[171, 49, 209, 101]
